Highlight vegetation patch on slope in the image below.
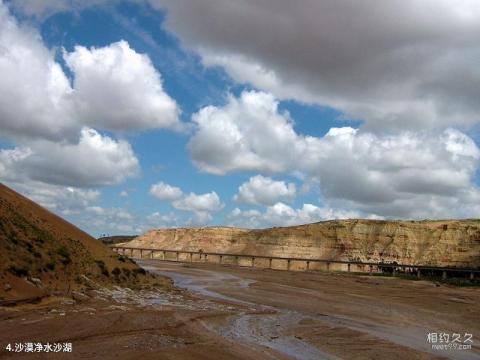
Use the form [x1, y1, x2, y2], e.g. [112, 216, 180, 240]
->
[0, 183, 171, 305]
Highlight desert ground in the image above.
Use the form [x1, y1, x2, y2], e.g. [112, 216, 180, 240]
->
[1, 260, 479, 360]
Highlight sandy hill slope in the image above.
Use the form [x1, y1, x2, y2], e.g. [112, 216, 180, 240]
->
[122, 220, 480, 268]
[0, 183, 167, 305]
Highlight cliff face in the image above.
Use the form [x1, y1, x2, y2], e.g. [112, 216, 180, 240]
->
[122, 219, 480, 268]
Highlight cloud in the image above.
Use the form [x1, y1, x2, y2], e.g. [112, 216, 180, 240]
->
[0, 2, 75, 141]
[0, 167, 152, 235]
[190, 90, 480, 219]
[262, 203, 361, 227]
[150, 181, 183, 200]
[146, 211, 178, 226]
[64, 40, 181, 131]
[150, 181, 224, 225]
[0, 2, 180, 141]
[153, 0, 480, 130]
[0, 0, 178, 189]
[9, 1, 480, 130]
[172, 191, 223, 212]
[0, 128, 140, 187]
[226, 208, 262, 228]
[233, 175, 296, 206]
[86, 206, 133, 220]
[2, 178, 153, 235]
[83, 206, 141, 234]
[0, 1, 185, 192]
[14, 181, 101, 216]
[81, 205, 181, 236]
[228, 203, 362, 228]
[189, 91, 300, 175]
[186, 211, 213, 226]
[5, 0, 480, 224]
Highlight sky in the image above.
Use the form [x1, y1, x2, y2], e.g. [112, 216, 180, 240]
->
[1, 0, 480, 236]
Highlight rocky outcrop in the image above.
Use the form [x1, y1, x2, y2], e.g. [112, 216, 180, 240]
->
[121, 219, 480, 268]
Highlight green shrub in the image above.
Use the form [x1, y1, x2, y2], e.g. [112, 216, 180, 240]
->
[121, 268, 131, 277]
[95, 260, 106, 268]
[94, 260, 109, 276]
[31, 225, 55, 244]
[8, 231, 19, 245]
[133, 268, 146, 276]
[111, 267, 121, 277]
[56, 246, 71, 265]
[8, 265, 29, 277]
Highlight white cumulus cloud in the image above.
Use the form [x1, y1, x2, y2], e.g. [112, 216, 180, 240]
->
[64, 40, 181, 131]
[228, 203, 362, 228]
[147, 211, 178, 226]
[190, 90, 480, 219]
[0, 3, 181, 141]
[172, 191, 223, 213]
[150, 181, 224, 225]
[189, 91, 300, 175]
[0, 128, 140, 187]
[234, 175, 296, 206]
[150, 181, 183, 201]
[0, 1, 183, 192]
[0, 2, 75, 141]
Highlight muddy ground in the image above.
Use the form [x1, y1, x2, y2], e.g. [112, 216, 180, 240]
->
[1, 261, 479, 359]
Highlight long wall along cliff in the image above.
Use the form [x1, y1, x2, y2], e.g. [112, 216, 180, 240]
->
[123, 219, 480, 269]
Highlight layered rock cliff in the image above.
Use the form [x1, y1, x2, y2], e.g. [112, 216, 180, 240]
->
[121, 219, 480, 268]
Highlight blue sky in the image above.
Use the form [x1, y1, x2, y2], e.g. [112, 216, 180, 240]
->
[1, 0, 480, 236]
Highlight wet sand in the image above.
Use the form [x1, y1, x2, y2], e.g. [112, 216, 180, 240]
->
[1, 260, 479, 359]
[142, 261, 480, 360]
